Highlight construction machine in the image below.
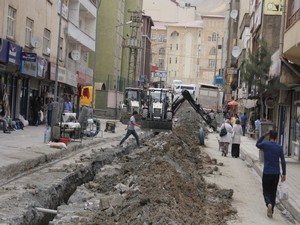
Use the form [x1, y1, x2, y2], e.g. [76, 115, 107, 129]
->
[141, 88, 173, 131]
[141, 89, 216, 132]
[120, 87, 146, 124]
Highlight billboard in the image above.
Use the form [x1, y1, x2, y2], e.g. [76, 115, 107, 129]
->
[264, 0, 282, 15]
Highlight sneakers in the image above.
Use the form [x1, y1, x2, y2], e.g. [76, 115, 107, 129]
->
[267, 203, 273, 218]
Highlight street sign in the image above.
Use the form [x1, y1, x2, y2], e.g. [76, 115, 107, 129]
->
[214, 75, 224, 85]
[154, 71, 167, 78]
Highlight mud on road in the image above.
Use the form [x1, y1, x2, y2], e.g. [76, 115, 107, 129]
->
[53, 105, 236, 225]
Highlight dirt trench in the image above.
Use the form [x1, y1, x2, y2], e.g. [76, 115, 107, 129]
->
[51, 105, 236, 225]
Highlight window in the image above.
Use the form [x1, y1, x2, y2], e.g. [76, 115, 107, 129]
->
[59, 37, 63, 60]
[25, 18, 33, 47]
[170, 44, 172, 50]
[175, 57, 177, 64]
[159, 59, 164, 68]
[43, 28, 51, 55]
[209, 59, 215, 68]
[175, 71, 177, 77]
[159, 48, 165, 55]
[212, 32, 217, 41]
[209, 47, 217, 55]
[7, 6, 16, 38]
[169, 57, 172, 64]
[176, 44, 178, 50]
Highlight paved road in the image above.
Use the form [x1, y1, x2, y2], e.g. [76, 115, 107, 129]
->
[205, 132, 298, 225]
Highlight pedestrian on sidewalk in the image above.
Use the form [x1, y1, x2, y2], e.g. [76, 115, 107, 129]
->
[240, 112, 247, 136]
[219, 119, 233, 157]
[119, 111, 142, 147]
[255, 116, 261, 140]
[231, 119, 243, 158]
[256, 130, 286, 218]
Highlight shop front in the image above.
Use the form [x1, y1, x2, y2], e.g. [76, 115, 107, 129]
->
[0, 39, 22, 119]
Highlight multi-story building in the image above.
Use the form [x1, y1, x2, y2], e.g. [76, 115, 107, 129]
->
[144, 0, 225, 86]
[225, 0, 300, 163]
[0, 0, 97, 123]
[94, 0, 144, 118]
[281, 0, 300, 161]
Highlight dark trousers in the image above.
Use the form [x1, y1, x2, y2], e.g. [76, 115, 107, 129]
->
[119, 129, 140, 147]
[262, 173, 280, 211]
[242, 124, 246, 136]
[47, 110, 52, 126]
[231, 143, 240, 158]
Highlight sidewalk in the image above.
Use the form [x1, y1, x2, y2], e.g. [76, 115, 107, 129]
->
[239, 134, 300, 222]
[0, 119, 128, 183]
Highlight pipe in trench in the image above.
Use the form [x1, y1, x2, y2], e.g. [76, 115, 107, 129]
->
[35, 207, 57, 215]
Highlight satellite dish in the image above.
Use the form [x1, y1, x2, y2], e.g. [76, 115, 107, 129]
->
[232, 46, 242, 58]
[71, 50, 81, 61]
[230, 10, 238, 20]
[30, 36, 42, 48]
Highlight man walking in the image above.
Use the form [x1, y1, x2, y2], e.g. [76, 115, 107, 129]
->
[256, 130, 286, 218]
[240, 112, 247, 136]
[119, 111, 142, 147]
[255, 116, 261, 140]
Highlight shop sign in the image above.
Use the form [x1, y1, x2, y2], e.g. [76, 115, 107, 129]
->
[77, 70, 87, 84]
[154, 70, 167, 78]
[66, 70, 77, 87]
[8, 42, 22, 65]
[21, 52, 37, 77]
[50, 63, 66, 83]
[37, 57, 48, 78]
[0, 39, 8, 63]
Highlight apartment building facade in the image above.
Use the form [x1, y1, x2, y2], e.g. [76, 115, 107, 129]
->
[93, 0, 145, 118]
[0, 0, 97, 123]
[225, 0, 300, 160]
[144, 0, 225, 86]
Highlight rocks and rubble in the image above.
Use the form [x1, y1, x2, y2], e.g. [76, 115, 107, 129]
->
[51, 106, 236, 225]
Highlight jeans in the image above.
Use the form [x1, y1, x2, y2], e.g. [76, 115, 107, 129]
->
[242, 124, 246, 136]
[262, 173, 280, 212]
[119, 129, 140, 147]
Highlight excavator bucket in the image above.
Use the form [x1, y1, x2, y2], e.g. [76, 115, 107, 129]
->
[141, 120, 172, 132]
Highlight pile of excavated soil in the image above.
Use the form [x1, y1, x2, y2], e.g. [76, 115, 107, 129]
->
[54, 104, 236, 224]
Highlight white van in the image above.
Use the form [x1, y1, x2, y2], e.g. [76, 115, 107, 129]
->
[174, 83, 196, 96]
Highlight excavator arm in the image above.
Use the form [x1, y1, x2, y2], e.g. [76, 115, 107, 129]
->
[172, 90, 215, 130]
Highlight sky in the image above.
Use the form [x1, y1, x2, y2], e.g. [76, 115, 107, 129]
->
[177, 0, 228, 15]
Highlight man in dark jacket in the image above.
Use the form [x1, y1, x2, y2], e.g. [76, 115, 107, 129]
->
[256, 130, 286, 218]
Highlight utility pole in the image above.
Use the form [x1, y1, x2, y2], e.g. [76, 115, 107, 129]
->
[127, 10, 143, 87]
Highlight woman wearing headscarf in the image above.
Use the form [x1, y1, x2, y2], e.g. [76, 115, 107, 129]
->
[219, 119, 233, 157]
[231, 119, 243, 158]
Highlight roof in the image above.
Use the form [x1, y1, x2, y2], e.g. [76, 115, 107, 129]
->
[166, 20, 203, 28]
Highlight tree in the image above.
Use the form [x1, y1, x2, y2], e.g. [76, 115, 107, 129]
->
[240, 39, 274, 119]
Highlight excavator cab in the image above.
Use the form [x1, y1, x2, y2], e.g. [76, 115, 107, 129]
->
[141, 89, 216, 132]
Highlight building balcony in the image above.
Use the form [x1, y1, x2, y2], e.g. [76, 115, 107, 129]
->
[67, 22, 95, 51]
[283, 15, 300, 66]
[239, 13, 250, 39]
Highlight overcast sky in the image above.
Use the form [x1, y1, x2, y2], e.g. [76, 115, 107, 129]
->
[178, 0, 228, 15]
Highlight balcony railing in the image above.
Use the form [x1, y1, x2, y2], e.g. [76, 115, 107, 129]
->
[287, 8, 300, 29]
[67, 22, 95, 51]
